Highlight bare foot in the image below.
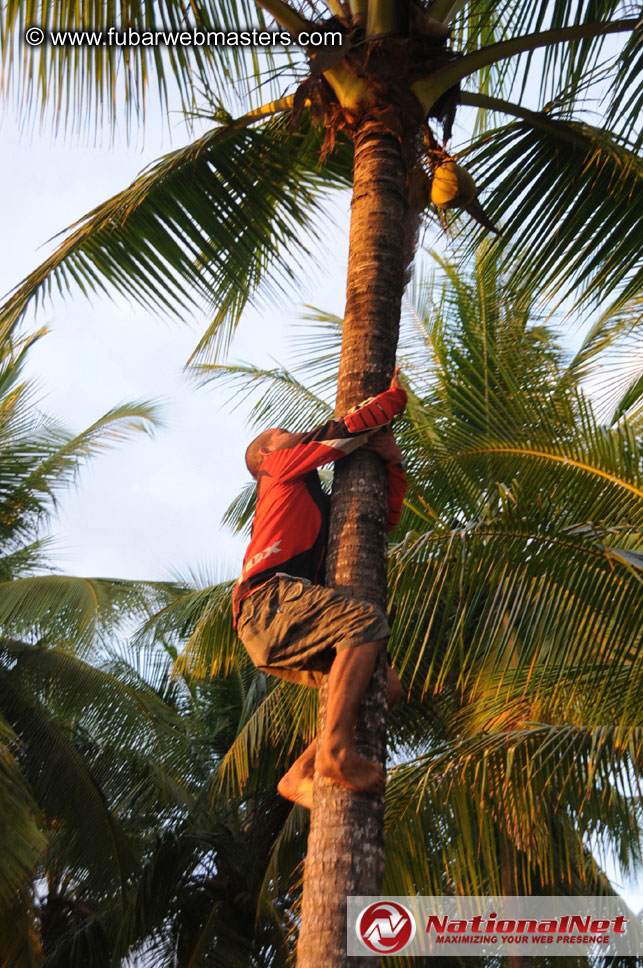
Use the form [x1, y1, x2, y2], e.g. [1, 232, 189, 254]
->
[316, 745, 386, 795]
[278, 770, 313, 810]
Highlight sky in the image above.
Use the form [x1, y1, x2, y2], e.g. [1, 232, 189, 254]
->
[2, 39, 643, 914]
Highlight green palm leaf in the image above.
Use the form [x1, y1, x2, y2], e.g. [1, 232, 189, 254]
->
[604, 17, 643, 148]
[385, 723, 643, 893]
[0, 639, 197, 857]
[0, 0, 287, 135]
[194, 361, 333, 430]
[391, 416, 643, 702]
[572, 294, 643, 423]
[212, 677, 317, 798]
[438, 0, 635, 109]
[0, 399, 159, 561]
[459, 107, 643, 309]
[140, 579, 244, 679]
[0, 715, 46, 908]
[221, 481, 258, 536]
[0, 113, 352, 359]
[0, 576, 173, 652]
[0, 665, 139, 903]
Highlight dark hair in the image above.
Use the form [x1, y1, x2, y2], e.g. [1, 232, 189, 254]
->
[245, 428, 278, 479]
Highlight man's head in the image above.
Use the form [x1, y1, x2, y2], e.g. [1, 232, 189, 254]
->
[245, 427, 293, 479]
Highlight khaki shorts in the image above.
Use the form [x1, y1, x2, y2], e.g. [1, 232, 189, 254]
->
[236, 574, 390, 687]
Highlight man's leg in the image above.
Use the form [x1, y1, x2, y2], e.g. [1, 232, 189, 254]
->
[278, 739, 316, 810]
[316, 640, 388, 794]
[278, 664, 402, 807]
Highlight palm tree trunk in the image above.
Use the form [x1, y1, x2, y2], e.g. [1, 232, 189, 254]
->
[501, 833, 532, 968]
[296, 120, 408, 966]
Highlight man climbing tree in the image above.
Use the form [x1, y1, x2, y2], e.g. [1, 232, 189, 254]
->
[233, 370, 406, 808]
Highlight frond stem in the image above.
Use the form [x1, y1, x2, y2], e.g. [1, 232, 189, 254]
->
[440, 446, 643, 501]
[254, 0, 314, 35]
[242, 95, 296, 123]
[412, 19, 639, 112]
[402, 523, 618, 562]
[426, 0, 467, 23]
[459, 92, 593, 148]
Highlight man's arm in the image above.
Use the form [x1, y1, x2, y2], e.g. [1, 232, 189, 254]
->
[342, 367, 405, 435]
[364, 425, 407, 530]
[264, 371, 407, 483]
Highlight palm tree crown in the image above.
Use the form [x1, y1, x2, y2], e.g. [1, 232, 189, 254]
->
[1, 2, 640, 353]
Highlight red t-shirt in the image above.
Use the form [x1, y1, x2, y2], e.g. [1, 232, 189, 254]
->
[232, 385, 407, 625]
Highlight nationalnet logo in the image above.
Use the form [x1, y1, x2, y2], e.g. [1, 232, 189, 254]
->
[424, 911, 627, 945]
[347, 896, 643, 958]
[356, 901, 416, 954]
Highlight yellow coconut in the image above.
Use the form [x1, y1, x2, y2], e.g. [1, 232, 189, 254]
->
[431, 161, 477, 209]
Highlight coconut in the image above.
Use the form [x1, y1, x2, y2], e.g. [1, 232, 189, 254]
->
[431, 161, 477, 209]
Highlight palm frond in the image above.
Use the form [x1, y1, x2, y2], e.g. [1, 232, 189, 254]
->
[255, 799, 308, 924]
[286, 305, 343, 389]
[0, 890, 42, 967]
[460, 109, 643, 310]
[0, 399, 159, 568]
[0, 715, 46, 908]
[26, 400, 159, 485]
[0, 666, 139, 903]
[212, 678, 317, 798]
[0, 113, 353, 360]
[194, 360, 333, 430]
[139, 579, 246, 680]
[0, 576, 174, 653]
[0, 0, 292, 137]
[443, 0, 636, 110]
[221, 482, 258, 536]
[573, 295, 643, 423]
[603, 13, 643, 148]
[115, 789, 296, 968]
[390, 428, 643, 708]
[384, 722, 643, 896]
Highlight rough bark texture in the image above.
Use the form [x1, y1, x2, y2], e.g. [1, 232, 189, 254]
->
[501, 834, 532, 968]
[296, 122, 408, 967]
